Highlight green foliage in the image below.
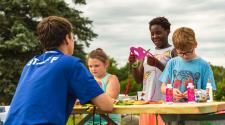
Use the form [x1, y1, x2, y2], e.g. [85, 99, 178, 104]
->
[107, 60, 142, 95]
[72, 0, 86, 4]
[0, 0, 97, 104]
[107, 58, 120, 77]
[120, 76, 142, 96]
[211, 65, 225, 101]
[107, 58, 130, 81]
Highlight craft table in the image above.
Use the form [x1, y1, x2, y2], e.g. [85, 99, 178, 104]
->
[73, 102, 225, 125]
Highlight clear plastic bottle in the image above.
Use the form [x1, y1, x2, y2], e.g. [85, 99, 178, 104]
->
[206, 79, 213, 102]
[166, 79, 173, 104]
[187, 82, 195, 103]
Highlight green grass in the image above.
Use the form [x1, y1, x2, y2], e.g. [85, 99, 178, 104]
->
[66, 114, 139, 125]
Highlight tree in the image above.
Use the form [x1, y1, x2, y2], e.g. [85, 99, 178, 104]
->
[107, 59, 142, 95]
[211, 65, 225, 101]
[0, 0, 97, 104]
[107, 58, 130, 81]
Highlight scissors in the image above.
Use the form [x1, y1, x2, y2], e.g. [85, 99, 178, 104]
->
[130, 47, 153, 60]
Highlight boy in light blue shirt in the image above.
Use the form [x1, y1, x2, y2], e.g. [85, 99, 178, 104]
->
[160, 27, 216, 102]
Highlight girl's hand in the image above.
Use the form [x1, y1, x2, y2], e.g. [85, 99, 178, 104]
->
[112, 98, 117, 103]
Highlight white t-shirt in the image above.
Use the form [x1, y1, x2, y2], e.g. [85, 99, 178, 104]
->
[142, 46, 173, 101]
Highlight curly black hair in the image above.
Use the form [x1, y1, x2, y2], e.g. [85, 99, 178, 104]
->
[149, 17, 171, 31]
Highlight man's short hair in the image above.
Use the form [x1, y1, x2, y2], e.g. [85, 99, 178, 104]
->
[37, 16, 73, 51]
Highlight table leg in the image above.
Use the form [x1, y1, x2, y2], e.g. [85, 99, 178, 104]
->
[165, 122, 172, 125]
[156, 114, 158, 125]
[176, 115, 185, 125]
[161, 114, 184, 125]
[77, 114, 93, 125]
[72, 113, 75, 125]
[178, 121, 185, 125]
[100, 114, 118, 125]
[75, 114, 117, 125]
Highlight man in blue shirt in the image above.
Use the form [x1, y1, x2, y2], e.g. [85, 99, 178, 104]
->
[5, 16, 113, 125]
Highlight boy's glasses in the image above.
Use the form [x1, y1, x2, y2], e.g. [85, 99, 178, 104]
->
[177, 49, 194, 56]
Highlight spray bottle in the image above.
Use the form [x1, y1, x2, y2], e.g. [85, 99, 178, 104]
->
[206, 79, 213, 102]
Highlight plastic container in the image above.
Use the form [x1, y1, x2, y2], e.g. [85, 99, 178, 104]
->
[206, 79, 213, 102]
[195, 89, 207, 102]
[137, 91, 146, 101]
[187, 83, 195, 103]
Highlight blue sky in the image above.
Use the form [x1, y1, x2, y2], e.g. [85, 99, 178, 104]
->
[66, 0, 225, 67]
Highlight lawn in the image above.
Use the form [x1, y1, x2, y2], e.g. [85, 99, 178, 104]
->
[66, 114, 139, 125]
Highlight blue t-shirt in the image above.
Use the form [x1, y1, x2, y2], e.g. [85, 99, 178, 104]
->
[160, 56, 216, 93]
[5, 50, 104, 125]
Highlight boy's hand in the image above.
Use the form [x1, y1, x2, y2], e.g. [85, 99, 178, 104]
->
[173, 88, 184, 101]
[128, 53, 137, 64]
[182, 91, 188, 98]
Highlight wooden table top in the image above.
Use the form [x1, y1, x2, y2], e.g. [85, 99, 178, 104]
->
[74, 102, 225, 115]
